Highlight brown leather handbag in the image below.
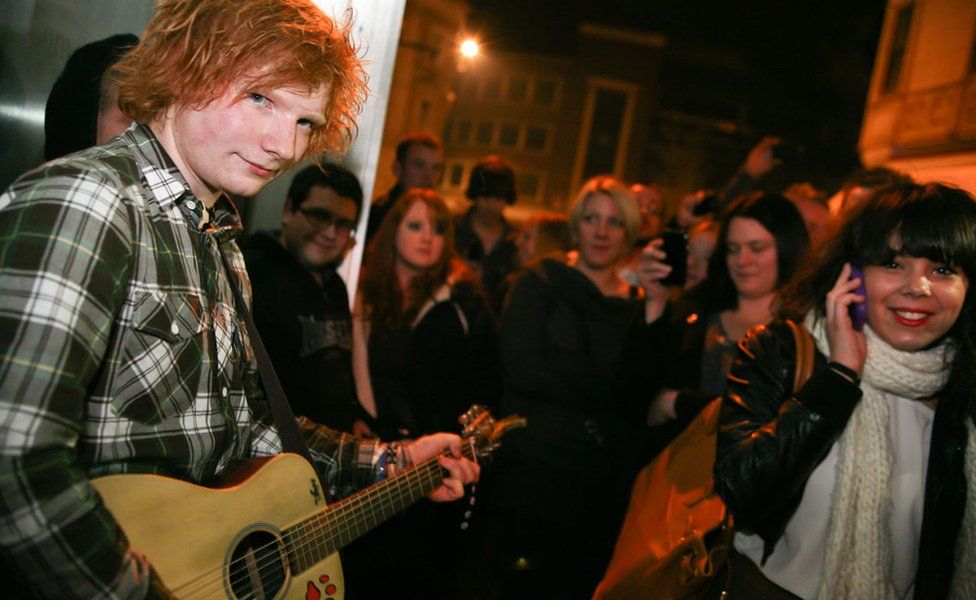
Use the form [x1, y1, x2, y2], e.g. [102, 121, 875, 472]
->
[593, 320, 815, 600]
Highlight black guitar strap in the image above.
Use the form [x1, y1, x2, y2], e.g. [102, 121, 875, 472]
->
[217, 244, 316, 469]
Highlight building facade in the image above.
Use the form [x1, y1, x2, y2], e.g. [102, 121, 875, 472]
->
[373, 0, 471, 198]
[440, 23, 666, 214]
[859, 0, 976, 192]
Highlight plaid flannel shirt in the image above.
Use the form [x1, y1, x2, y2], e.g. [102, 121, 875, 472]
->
[0, 124, 382, 598]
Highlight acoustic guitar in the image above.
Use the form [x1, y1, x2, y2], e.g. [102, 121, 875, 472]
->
[91, 405, 524, 600]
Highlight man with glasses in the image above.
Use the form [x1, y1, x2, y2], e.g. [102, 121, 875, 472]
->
[242, 163, 370, 433]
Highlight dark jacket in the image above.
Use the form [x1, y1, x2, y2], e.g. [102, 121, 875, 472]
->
[492, 259, 667, 529]
[641, 291, 728, 456]
[240, 230, 362, 431]
[365, 183, 404, 242]
[453, 208, 519, 314]
[367, 277, 501, 439]
[714, 320, 970, 599]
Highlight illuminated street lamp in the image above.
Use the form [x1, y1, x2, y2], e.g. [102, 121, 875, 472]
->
[460, 38, 479, 59]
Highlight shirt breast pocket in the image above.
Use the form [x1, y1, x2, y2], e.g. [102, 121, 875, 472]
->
[110, 291, 207, 425]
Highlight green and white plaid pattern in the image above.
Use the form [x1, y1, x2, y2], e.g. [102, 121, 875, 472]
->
[0, 124, 380, 598]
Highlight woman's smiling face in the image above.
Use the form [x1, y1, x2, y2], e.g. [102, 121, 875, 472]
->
[863, 247, 969, 351]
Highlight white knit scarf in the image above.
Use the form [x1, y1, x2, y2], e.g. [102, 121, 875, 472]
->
[804, 313, 967, 600]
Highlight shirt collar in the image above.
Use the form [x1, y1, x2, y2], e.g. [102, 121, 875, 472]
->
[124, 123, 243, 241]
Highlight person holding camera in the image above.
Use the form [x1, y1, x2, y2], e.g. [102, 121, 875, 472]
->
[645, 193, 809, 436]
[476, 175, 675, 598]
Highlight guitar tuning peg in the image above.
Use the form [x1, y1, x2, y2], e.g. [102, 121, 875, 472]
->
[459, 404, 488, 427]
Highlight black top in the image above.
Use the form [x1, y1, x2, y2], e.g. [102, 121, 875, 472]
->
[240, 230, 361, 431]
[365, 183, 404, 242]
[491, 258, 670, 529]
[453, 207, 519, 314]
[366, 278, 501, 439]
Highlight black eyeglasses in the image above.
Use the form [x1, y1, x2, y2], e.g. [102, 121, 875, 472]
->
[298, 207, 357, 234]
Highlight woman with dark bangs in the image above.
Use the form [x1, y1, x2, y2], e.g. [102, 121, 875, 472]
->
[710, 182, 976, 599]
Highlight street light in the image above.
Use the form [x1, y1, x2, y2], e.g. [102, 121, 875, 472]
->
[398, 37, 480, 61]
[460, 38, 479, 59]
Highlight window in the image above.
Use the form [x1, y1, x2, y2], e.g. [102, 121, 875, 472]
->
[583, 88, 629, 177]
[482, 75, 502, 100]
[448, 163, 466, 187]
[533, 80, 557, 106]
[507, 77, 528, 102]
[882, 3, 914, 94]
[525, 126, 549, 151]
[499, 122, 520, 147]
[476, 120, 494, 146]
[443, 118, 453, 143]
[572, 80, 638, 189]
[454, 118, 472, 144]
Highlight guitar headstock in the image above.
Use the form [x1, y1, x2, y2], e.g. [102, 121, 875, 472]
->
[458, 405, 527, 460]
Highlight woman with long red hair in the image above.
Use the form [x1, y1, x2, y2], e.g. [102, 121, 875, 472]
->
[345, 188, 501, 597]
[353, 188, 500, 439]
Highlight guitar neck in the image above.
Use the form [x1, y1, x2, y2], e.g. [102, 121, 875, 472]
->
[283, 440, 475, 572]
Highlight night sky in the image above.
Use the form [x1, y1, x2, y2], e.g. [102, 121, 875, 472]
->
[466, 0, 888, 187]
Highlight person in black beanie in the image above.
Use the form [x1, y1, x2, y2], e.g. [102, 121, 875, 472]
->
[454, 155, 520, 313]
[44, 33, 138, 161]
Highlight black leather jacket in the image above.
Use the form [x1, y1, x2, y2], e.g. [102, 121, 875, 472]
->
[714, 320, 970, 599]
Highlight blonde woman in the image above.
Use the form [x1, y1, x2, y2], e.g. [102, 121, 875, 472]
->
[478, 175, 672, 598]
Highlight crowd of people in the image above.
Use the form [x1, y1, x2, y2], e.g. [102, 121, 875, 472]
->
[0, 1, 974, 599]
[234, 124, 975, 600]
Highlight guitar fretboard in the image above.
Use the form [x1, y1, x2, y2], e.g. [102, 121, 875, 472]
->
[283, 440, 476, 573]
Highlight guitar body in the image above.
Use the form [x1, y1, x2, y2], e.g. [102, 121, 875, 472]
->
[92, 453, 343, 600]
[88, 407, 526, 600]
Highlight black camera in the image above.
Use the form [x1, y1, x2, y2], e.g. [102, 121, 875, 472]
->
[656, 229, 688, 287]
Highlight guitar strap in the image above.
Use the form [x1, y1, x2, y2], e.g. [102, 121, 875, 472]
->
[217, 243, 317, 471]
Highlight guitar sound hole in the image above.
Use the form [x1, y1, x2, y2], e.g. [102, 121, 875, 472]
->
[227, 529, 287, 599]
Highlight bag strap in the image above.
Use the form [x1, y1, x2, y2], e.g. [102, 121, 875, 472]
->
[216, 243, 315, 466]
[786, 319, 815, 394]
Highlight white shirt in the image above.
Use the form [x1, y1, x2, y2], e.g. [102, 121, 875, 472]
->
[734, 393, 934, 599]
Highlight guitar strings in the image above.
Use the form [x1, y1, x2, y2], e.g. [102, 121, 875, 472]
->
[176, 458, 442, 599]
[176, 456, 444, 599]
[173, 440, 475, 599]
[185, 457, 445, 600]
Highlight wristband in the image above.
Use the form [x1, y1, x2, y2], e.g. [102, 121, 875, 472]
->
[379, 441, 400, 480]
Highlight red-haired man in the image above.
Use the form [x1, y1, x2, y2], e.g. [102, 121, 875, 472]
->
[0, 1, 478, 597]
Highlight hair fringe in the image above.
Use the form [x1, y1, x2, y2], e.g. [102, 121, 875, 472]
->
[360, 190, 470, 330]
[114, 0, 367, 156]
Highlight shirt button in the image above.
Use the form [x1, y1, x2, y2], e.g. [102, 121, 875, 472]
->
[170, 322, 179, 335]
[221, 386, 229, 398]
[185, 200, 197, 211]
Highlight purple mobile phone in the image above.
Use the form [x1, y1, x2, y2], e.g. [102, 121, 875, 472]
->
[848, 263, 867, 331]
